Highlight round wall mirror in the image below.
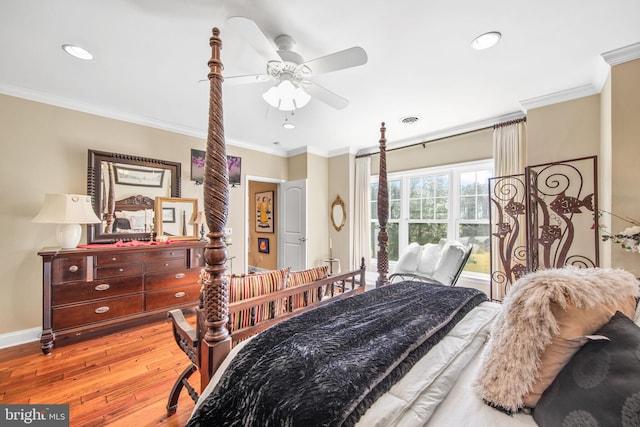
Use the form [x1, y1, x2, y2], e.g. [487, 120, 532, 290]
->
[330, 195, 346, 232]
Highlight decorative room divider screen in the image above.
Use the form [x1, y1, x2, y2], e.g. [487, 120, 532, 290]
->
[489, 156, 599, 301]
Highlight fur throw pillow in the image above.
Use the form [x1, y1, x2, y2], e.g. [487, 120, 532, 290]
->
[474, 267, 639, 413]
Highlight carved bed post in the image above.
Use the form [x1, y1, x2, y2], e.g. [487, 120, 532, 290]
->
[200, 27, 231, 388]
[376, 122, 390, 287]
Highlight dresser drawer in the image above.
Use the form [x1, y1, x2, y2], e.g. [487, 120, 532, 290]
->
[52, 257, 88, 283]
[143, 249, 186, 261]
[145, 284, 201, 311]
[144, 258, 185, 272]
[95, 263, 144, 279]
[52, 276, 143, 306]
[95, 252, 145, 266]
[190, 247, 205, 268]
[145, 269, 199, 290]
[52, 294, 143, 330]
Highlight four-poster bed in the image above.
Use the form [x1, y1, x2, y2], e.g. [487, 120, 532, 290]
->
[175, 27, 640, 426]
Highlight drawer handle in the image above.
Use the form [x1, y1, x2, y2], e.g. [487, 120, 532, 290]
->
[69, 265, 78, 273]
[118, 268, 124, 272]
[95, 284, 110, 291]
[95, 306, 110, 314]
[196, 253, 202, 258]
[164, 263, 169, 267]
[111, 257, 117, 261]
[174, 291, 186, 298]
[169, 252, 175, 256]
[175, 273, 186, 279]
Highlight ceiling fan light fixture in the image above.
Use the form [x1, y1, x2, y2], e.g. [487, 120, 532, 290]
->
[282, 122, 295, 130]
[471, 31, 501, 50]
[61, 44, 94, 60]
[262, 80, 311, 111]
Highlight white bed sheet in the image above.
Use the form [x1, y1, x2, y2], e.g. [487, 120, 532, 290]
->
[193, 301, 537, 426]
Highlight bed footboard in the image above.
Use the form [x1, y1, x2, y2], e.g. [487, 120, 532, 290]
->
[166, 260, 366, 415]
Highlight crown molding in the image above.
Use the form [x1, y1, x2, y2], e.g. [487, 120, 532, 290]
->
[519, 84, 599, 112]
[601, 42, 640, 66]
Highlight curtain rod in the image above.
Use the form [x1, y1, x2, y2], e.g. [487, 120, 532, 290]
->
[356, 116, 526, 159]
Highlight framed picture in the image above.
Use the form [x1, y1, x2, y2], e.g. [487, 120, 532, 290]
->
[113, 165, 165, 187]
[228, 155, 241, 187]
[255, 190, 274, 233]
[191, 149, 243, 187]
[162, 207, 176, 223]
[190, 149, 205, 184]
[258, 237, 270, 253]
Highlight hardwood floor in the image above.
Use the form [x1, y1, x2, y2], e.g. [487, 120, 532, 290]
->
[0, 316, 200, 426]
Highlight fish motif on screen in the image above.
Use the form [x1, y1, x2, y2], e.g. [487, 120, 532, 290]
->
[493, 222, 512, 237]
[504, 199, 526, 217]
[538, 224, 562, 245]
[549, 193, 594, 214]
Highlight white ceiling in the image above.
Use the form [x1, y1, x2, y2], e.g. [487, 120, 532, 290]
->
[2, 0, 640, 157]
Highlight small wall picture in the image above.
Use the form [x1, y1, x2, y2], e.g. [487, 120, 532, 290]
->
[255, 190, 274, 233]
[228, 155, 241, 187]
[191, 149, 205, 184]
[258, 237, 269, 254]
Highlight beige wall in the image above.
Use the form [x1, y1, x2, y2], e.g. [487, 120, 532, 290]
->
[610, 58, 640, 276]
[305, 153, 329, 268]
[527, 95, 601, 165]
[328, 153, 354, 272]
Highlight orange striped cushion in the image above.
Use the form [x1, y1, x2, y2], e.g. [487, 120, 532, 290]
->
[227, 268, 288, 332]
[286, 265, 329, 310]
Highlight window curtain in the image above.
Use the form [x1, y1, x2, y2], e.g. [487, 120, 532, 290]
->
[491, 119, 527, 300]
[352, 156, 371, 271]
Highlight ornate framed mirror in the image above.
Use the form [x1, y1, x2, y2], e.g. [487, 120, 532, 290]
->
[87, 149, 181, 243]
[154, 197, 198, 240]
[330, 195, 346, 232]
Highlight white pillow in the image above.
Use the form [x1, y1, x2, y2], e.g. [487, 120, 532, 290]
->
[392, 242, 422, 274]
[432, 242, 467, 285]
[416, 243, 442, 276]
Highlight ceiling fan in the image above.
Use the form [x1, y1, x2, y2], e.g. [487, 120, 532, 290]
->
[225, 16, 368, 111]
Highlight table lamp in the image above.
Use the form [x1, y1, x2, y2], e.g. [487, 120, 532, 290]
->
[189, 210, 207, 242]
[33, 194, 101, 249]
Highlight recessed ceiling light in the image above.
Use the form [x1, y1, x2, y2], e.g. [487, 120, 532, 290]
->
[62, 44, 94, 60]
[282, 122, 295, 130]
[471, 32, 501, 50]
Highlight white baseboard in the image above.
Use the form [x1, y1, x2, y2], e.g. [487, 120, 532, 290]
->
[0, 327, 40, 349]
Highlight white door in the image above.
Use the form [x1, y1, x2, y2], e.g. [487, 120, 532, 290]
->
[280, 179, 307, 271]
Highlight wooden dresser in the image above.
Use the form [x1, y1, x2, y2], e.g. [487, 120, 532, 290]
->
[38, 241, 206, 354]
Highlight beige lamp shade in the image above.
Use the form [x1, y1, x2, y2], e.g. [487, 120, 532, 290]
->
[189, 210, 205, 225]
[33, 194, 101, 249]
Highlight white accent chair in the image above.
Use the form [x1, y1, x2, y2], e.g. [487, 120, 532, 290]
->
[389, 241, 472, 286]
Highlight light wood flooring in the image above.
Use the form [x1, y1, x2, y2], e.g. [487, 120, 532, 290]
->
[0, 316, 200, 426]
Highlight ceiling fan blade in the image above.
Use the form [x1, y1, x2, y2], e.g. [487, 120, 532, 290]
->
[226, 16, 280, 62]
[305, 81, 349, 110]
[224, 74, 272, 85]
[303, 47, 367, 75]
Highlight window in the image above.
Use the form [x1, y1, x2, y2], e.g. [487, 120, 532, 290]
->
[370, 159, 493, 276]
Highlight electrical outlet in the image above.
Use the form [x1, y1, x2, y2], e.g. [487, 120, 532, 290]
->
[224, 227, 232, 235]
